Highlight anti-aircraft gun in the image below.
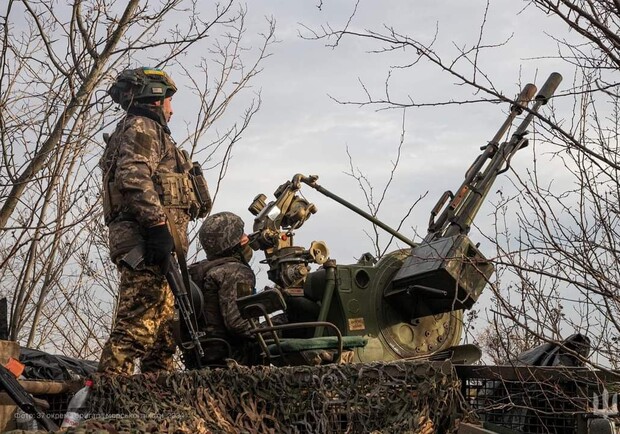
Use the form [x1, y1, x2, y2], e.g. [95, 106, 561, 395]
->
[248, 73, 562, 363]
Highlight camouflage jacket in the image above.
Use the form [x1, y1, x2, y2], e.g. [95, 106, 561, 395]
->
[100, 109, 191, 262]
[189, 257, 255, 342]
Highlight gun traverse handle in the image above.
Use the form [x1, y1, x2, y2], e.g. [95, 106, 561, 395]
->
[536, 72, 563, 104]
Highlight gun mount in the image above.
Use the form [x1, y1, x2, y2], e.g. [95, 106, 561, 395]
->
[247, 175, 326, 293]
[249, 73, 562, 362]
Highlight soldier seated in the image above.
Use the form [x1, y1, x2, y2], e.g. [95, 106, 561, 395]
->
[185, 212, 258, 368]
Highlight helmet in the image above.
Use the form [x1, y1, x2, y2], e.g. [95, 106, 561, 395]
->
[108, 67, 177, 109]
[199, 212, 245, 258]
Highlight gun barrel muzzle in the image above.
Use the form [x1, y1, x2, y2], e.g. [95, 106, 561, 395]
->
[519, 83, 538, 105]
[511, 83, 537, 114]
[536, 72, 563, 104]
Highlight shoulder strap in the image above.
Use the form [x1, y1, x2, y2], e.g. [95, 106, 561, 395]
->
[203, 257, 241, 273]
[189, 257, 241, 287]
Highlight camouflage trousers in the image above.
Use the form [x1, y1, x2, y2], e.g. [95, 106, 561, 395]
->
[98, 265, 176, 375]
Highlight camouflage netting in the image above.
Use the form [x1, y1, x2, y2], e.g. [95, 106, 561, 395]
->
[20, 360, 467, 434]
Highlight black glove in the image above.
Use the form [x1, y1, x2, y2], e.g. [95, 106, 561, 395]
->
[144, 224, 174, 275]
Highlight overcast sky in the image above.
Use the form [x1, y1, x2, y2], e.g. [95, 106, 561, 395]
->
[170, 0, 575, 290]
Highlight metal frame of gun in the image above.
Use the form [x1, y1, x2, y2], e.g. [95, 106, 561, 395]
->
[427, 73, 563, 242]
[389, 73, 563, 319]
[246, 73, 563, 324]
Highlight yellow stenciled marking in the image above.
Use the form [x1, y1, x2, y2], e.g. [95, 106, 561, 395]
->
[143, 68, 177, 91]
[143, 68, 165, 76]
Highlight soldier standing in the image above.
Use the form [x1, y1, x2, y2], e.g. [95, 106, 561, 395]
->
[98, 67, 211, 375]
[186, 212, 256, 368]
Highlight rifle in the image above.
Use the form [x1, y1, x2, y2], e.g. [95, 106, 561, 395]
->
[387, 73, 563, 319]
[121, 247, 205, 366]
[166, 255, 206, 365]
[0, 363, 58, 431]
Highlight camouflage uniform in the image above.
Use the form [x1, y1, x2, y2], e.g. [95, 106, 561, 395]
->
[186, 212, 256, 367]
[98, 68, 202, 376]
[98, 266, 176, 374]
[99, 113, 192, 260]
[189, 257, 255, 364]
